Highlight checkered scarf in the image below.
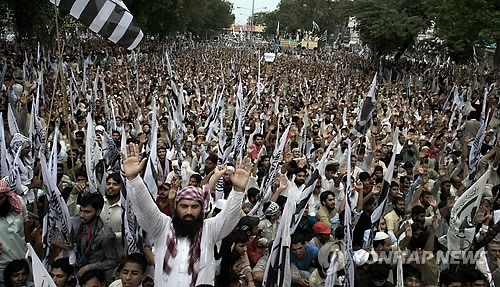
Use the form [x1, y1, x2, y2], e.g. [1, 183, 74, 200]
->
[163, 186, 209, 286]
[0, 179, 22, 213]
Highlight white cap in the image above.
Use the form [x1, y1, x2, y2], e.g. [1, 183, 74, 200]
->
[374, 232, 389, 241]
[353, 249, 370, 266]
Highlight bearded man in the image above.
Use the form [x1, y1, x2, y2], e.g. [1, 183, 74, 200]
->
[123, 144, 248, 287]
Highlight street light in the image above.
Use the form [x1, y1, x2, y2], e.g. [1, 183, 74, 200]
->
[236, 5, 267, 29]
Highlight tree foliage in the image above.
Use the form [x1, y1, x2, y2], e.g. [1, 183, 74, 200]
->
[426, 0, 500, 64]
[0, 0, 234, 42]
[342, 0, 429, 60]
[253, 0, 346, 39]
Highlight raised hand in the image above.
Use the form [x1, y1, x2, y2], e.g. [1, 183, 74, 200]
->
[277, 175, 289, 192]
[428, 195, 437, 209]
[122, 144, 147, 180]
[212, 164, 228, 178]
[229, 168, 250, 192]
[404, 222, 412, 238]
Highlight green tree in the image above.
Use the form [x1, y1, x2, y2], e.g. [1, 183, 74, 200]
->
[427, 0, 500, 66]
[343, 0, 430, 60]
[254, 0, 345, 39]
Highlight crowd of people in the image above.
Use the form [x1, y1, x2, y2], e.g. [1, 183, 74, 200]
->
[0, 34, 499, 287]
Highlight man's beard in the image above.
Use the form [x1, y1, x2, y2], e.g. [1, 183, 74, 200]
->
[295, 179, 305, 186]
[105, 192, 120, 201]
[394, 207, 405, 216]
[172, 212, 204, 239]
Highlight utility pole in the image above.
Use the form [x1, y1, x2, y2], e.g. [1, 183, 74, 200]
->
[251, 0, 255, 35]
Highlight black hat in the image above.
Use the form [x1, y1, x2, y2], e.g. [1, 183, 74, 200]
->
[238, 216, 259, 232]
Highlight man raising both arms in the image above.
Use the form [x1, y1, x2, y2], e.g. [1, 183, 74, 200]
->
[122, 144, 248, 287]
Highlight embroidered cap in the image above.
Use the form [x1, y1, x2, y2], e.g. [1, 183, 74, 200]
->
[264, 202, 280, 216]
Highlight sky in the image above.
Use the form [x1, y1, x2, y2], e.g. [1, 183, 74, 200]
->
[229, 0, 280, 24]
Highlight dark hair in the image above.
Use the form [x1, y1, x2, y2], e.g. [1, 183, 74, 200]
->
[294, 167, 307, 176]
[291, 233, 306, 245]
[439, 268, 462, 285]
[390, 181, 399, 188]
[395, 154, 403, 162]
[247, 187, 259, 199]
[369, 263, 390, 281]
[51, 257, 74, 276]
[206, 155, 218, 164]
[79, 193, 104, 210]
[411, 205, 426, 217]
[276, 195, 287, 209]
[4, 259, 30, 287]
[253, 133, 264, 141]
[75, 169, 88, 180]
[373, 239, 386, 250]
[325, 163, 339, 173]
[359, 172, 370, 181]
[106, 173, 122, 185]
[189, 174, 202, 184]
[392, 196, 404, 205]
[419, 190, 433, 198]
[403, 265, 422, 282]
[233, 229, 249, 245]
[79, 269, 106, 285]
[320, 191, 335, 205]
[463, 268, 487, 284]
[118, 253, 148, 274]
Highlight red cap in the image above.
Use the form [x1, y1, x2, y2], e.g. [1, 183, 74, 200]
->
[312, 222, 331, 235]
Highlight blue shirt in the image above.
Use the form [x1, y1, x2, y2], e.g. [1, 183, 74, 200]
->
[290, 243, 319, 271]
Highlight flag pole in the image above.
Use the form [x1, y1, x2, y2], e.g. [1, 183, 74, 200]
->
[45, 3, 64, 148]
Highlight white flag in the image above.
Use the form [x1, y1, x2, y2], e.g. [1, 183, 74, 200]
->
[7, 103, 20, 135]
[144, 97, 159, 199]
[26, 243, 58, 287]
[447, 168, 491, 256]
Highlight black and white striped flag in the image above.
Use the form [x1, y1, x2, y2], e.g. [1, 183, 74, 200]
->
[319, 30, 328, 42]
[343, 139, 355, 286]
[290, 139, 336, 233]
[349, 73, 377, 140]
[50, 0, 143, 50]
[233, 79, 245, 163]
[367, 131, 398, 247]
[468, 88, 489, 185]
[248, 123, 291, 216]
[143, 98, 159, 199]
[262, 181, 295, 287]
[120, 131, 141, 255]
[312, 21, 320, 32]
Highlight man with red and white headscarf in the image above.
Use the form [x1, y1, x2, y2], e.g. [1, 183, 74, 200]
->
[0, 179, 29, 285]
[123, 144, 248, 287]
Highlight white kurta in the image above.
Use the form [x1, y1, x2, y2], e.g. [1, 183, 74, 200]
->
[127, 176, 244, 286]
